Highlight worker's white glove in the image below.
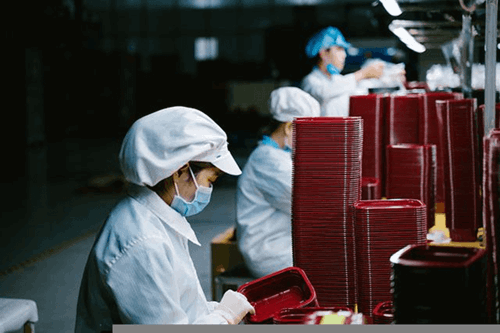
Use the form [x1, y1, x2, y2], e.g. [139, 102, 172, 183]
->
[214, 290, 256, 325]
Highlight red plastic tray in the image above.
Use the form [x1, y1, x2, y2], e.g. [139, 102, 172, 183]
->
[372, 301, 394, 324]
[418, 92, 463, 205]
[237, 267, 318, 324]
[349, 94, 385, 183]
[390, 244, 487, 268]
[436, 99, 482, 241]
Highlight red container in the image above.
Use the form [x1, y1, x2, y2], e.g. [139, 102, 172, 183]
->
[349, 94, 385, 184]
[273, 307, 352, 324]
[482, 130, 500, 323]
[237, 267, 319, 324]
[372, 301, 394, 324]
[436, 99, 482, 241]
[418, 92, 463, 205]
[384, 94, 420, 146]
[385, 143, 437, 231]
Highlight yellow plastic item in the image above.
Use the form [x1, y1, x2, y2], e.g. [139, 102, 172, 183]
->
[319, 314, 346, 325]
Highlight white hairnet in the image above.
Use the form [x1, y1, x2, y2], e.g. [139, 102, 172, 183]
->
[119, 106, 242, 187]
[269, 87, 321, 122]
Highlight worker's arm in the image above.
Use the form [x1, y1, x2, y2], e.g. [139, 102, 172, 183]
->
[106, 237, 229, 325]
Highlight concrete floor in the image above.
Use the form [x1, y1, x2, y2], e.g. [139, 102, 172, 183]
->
[0, 138, 250, 332]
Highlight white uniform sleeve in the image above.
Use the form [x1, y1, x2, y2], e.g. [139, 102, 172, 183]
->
[106, 238, 229, 325]
[251, 151, 292, 214]
[302, 72, 358, 104]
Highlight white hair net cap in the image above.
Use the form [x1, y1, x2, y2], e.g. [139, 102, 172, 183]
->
[119, 106, 242, 186]
[269, 87, 321, 122]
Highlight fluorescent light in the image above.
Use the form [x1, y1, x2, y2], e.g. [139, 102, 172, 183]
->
[380, 0, 403, 17]
[389, 24, 426, 53]
[498, 43, 500, 50]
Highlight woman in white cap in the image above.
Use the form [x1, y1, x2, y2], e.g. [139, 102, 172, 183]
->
[236, 87, 320, 279]
[301, 26, 386, 117]
[75, 107, 255, 331]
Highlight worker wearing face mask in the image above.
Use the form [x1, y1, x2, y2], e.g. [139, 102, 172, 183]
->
[236, 87, 320, 279]
[301, 26, 386, 117]
[75, 107, 255, 332]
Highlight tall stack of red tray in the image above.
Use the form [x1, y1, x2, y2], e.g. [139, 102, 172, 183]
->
[349, 94, 384, 187]
[353, 199, 427, 319]
[384, 94, 421, 146]
[436, 99, 483, 242]
[418, 92, 463, 207]
[385, 144, 437, 232]
[482, 129, 500, 324]
[291, 117, 363, 309]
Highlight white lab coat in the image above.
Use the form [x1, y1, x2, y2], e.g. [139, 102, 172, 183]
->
[75, 184, 227, 332]
[301, 67, 368, 117]
[236, 141, 293, 278]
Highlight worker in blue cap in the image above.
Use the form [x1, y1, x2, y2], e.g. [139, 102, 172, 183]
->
[301, 26, 387, 117]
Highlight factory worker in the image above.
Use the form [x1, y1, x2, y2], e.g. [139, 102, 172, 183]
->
[301, 26, 386, 117]
[75, 107, 255, 332]
[236, 87, 320, 278]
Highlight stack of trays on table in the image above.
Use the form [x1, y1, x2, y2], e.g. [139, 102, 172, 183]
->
[352, 199, 427, 319]
[273, 307, 351, 324]
[385, 144, 437, 232]
[384, 94, 420, 146]
[372, 301, 394, 325]
[291, 117, 363, 309]
[390, 244, 488, 324]
[482, 128, 500, 323]
[349, 94, 384, 190]
[361, 177, 381, 200]
[436, 99, 483, 241]
[236, 267, 318, 324]
[418, 92, 463, 205]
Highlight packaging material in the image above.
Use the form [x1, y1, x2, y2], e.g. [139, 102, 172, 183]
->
[426, 63, 500, 92]
[358, 59, 406, 91]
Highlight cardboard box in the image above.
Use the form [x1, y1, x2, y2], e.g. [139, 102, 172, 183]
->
[211, 226, 245, 301]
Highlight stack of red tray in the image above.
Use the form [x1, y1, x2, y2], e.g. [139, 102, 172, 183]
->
[349, 94, 385, 185]
[418, 92, 463, 206]
[237, 267, 319, 324]
[482, 129, 500, 323]
[385, 144, 437, 232]
[436, 99, 483, 241]
[353, 199, 427, 318]
[384, 94, 420, 146]
[291, 116, 363, 309]
[362, 177, 381, 200]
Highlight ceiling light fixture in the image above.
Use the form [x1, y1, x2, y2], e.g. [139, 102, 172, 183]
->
[389, 23, 427, 53]
[380, 0, 403, 17]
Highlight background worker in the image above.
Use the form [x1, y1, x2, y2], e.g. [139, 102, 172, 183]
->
[236, 87, 320, 278]
[301, 26, 387, 117]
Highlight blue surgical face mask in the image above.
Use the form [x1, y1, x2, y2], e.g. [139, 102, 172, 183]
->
[326, 63, 341, 75]
[170, 166, 213, 217]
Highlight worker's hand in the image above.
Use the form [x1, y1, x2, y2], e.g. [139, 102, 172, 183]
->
[214, 290, 256, 325]
[362, 62, 385, 80]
